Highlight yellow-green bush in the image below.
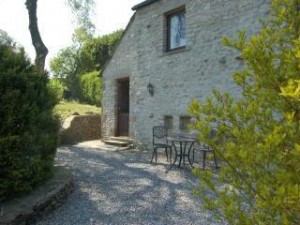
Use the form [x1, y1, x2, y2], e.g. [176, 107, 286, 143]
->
[189, 1, 300, 224]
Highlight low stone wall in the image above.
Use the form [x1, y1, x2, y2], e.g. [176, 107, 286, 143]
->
[0, 167, 73, 225]
[59, 114, 101, 145]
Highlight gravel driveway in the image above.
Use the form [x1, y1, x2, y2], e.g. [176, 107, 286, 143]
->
[36, 141, 224, 225]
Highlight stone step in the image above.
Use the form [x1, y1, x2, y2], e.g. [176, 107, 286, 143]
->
[110, 136, 133, 143]
[103, 139, 130, 147]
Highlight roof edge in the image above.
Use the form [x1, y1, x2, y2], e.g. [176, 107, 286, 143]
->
[131, 0, 160, 11]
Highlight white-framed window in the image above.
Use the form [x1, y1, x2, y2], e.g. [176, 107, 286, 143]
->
[166, 8, 186, 51]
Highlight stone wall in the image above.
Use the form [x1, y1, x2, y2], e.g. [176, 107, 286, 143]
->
[0, 167, 73, 225]
[102, 0, 270, 150]
[59, 115, 101, 145]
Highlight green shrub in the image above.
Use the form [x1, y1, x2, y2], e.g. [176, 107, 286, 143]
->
[79, 71, 102, 106]
[0, 40, 59, 202]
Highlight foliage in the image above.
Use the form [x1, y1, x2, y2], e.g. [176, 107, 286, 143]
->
[50, 47, 78, 80]
[54, 100, 100, 121]
[50, 29, 123, 101]
[50, 46, 81, 99]
[188, 1, 300, 224]
[79, 71, 102, 106]
[0, 29, 14, 46]
[79, 29, 124, 72]
[0, 30, 33, 74]
[72, 26, 93, 46]
[50, 29, 124, 77]
[67, 0, 95, 42]
[48, 78, 66, 102]
[0, 36, 59, 202]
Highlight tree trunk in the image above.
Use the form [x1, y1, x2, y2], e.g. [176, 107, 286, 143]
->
[25, 0, 48, 73]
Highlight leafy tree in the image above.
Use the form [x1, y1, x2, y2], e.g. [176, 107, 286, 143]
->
[0, 32, 59, 202]
[189, 1, 300, 224]
[50, 46, 81, 99]
[79, 29, 124, 71]
[72, 26, 94, 47]
[51, 29, 124, 78]
[0, 29, 14, 46]
[50, 29, 123, 100]
[67, 0, 95, 43]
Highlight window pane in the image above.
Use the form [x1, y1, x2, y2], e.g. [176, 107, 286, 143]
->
[169, 11, 186, 49]
[164, 116, 173, 129]
[179, 116, 191, 131]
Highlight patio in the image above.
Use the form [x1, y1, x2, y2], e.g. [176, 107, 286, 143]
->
[36, 141, 223, 225]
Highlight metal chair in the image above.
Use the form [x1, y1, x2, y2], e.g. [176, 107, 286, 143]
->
[150, 126, 172, 163]
[193, 129, 219, 170]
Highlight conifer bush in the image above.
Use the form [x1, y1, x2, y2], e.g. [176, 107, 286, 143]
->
[0, 38, 59, 202]
[189, 1, 300, 224]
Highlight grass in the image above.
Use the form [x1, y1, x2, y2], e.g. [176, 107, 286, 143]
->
[54, 101, 101, 121]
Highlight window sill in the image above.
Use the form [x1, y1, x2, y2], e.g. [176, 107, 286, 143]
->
[161, 46, 190, 57]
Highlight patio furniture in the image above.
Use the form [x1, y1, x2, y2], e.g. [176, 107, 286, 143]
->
[167, 135, 197, 168]
[150, 126, 172, 163]
[193, 129, 219, 170]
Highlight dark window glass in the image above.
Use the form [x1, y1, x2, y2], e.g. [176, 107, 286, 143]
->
[179, 116, 191, 131]
[164, 116, 173, 129]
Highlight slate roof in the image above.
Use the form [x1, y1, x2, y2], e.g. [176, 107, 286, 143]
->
[131, 0, 160, 10]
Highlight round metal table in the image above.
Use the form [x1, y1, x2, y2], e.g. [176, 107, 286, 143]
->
[167, 135, 197, 168]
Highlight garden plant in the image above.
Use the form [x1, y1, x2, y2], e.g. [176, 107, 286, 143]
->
[0, 34, 59, 202]
[189, 0, 300, 224]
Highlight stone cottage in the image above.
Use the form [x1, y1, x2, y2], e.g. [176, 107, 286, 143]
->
[101, 0, 270, 149]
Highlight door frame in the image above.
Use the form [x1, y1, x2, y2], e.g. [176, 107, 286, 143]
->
[115, 77, 130, 137]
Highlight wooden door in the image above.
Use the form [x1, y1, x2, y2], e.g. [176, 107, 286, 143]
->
[116, 78, 129, 136]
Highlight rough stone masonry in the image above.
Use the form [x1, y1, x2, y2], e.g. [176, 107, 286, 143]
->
[102, 0, 271, 149]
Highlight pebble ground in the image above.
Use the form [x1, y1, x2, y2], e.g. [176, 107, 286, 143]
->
[36, 141, 225, 225]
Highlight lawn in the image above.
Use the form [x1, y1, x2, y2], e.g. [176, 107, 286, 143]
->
[54, 101, 101, 121]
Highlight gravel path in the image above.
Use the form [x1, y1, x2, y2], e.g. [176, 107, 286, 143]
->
[36, 141, 224, 225]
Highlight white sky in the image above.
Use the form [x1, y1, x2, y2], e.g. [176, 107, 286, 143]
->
[0, 0, 143, 69]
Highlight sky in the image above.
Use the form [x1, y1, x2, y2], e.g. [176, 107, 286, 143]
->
[0, 0, 143, 69]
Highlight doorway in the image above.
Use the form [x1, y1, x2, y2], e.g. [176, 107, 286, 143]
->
[116, 78, 129, 136]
